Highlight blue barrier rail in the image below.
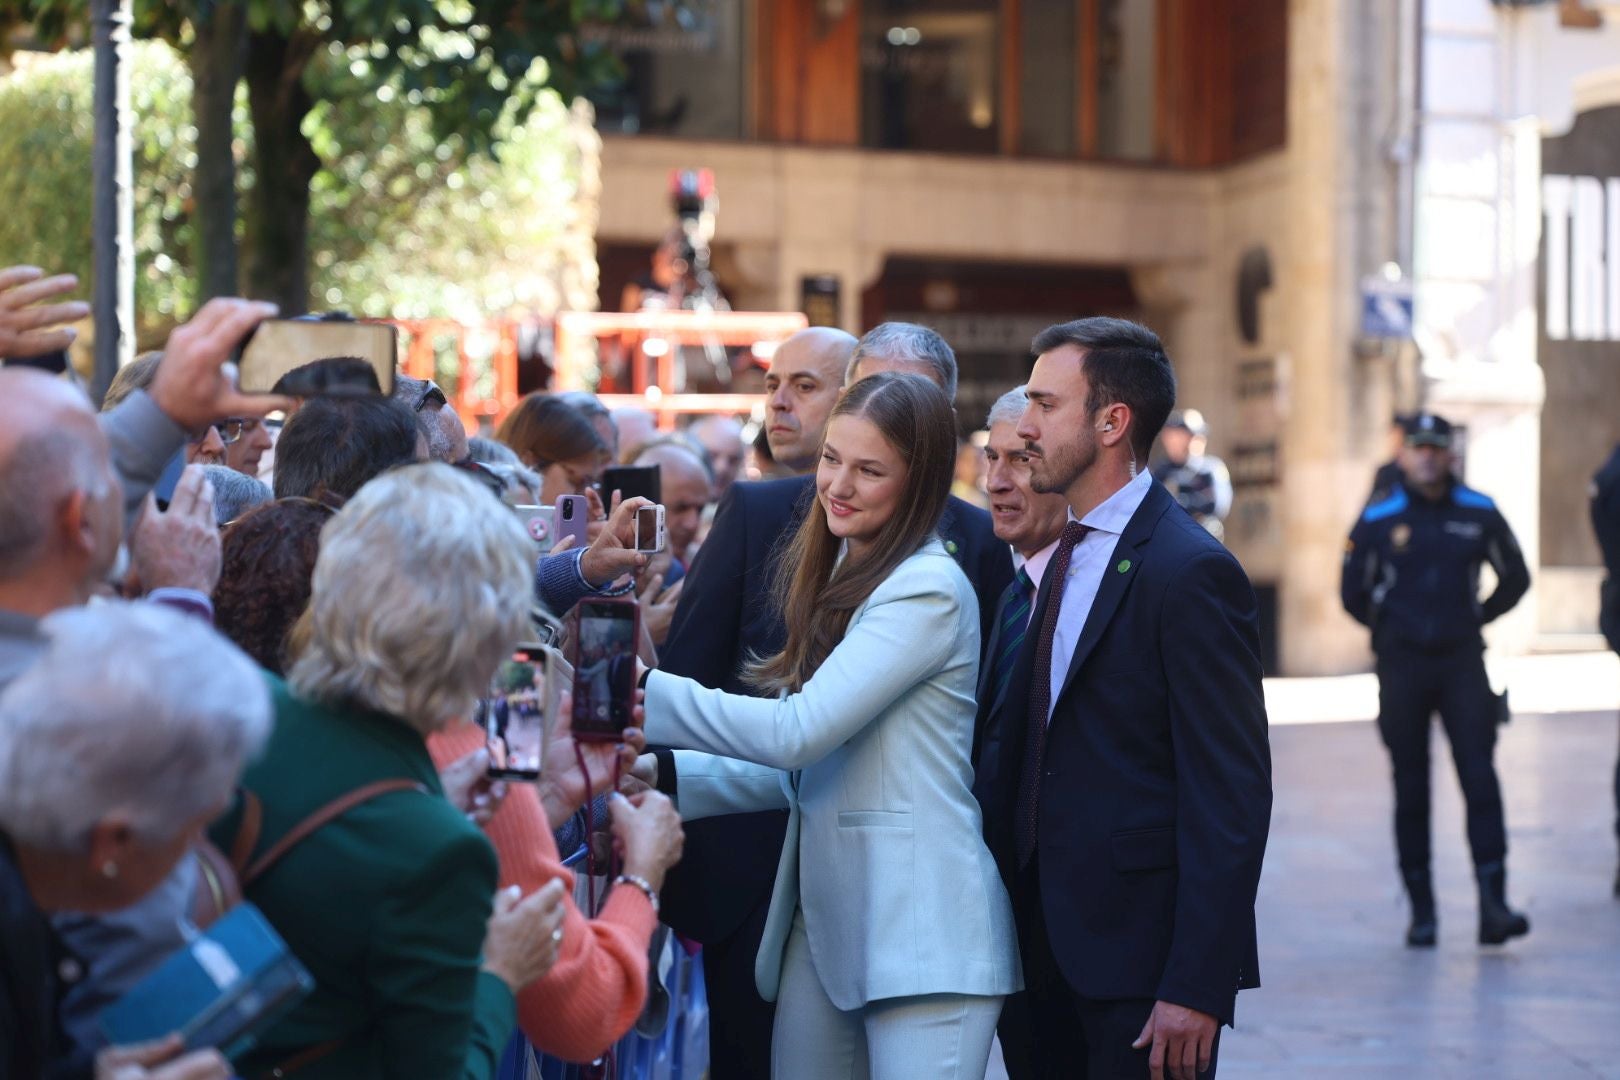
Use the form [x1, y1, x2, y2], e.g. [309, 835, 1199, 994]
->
[495, 847, 709, 1080]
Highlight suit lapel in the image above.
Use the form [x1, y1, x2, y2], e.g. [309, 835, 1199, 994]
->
[1054, 483, 1173, 707]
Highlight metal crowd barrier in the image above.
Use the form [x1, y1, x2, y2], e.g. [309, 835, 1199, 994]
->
[496, 846, 710, 1080]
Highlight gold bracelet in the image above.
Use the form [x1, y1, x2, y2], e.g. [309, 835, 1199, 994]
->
[613, 873, 659, 915]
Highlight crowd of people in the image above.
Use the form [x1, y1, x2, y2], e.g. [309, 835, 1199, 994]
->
[0, 261, 1283, 1080]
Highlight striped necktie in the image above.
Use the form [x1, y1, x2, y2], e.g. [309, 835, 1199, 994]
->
[990, 566, 1035, 706]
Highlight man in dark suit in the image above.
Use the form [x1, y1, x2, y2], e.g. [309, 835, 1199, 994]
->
[656, 322, 1012, 1080]
[975, 318, 1272, 1080]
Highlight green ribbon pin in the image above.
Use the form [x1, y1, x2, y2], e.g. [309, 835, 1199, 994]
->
[1117, 559, 1132, 574]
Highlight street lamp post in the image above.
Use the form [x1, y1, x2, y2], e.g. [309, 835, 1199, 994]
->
[90, 0, 134, 407]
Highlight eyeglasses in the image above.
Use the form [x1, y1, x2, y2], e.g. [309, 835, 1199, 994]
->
[213, 418, 245, 445]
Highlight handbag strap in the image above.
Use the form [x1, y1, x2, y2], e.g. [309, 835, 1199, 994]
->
[241, 778, 427, 887]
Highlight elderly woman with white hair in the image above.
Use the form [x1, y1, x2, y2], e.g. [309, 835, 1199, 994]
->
[208, 463, 576, 1080]
[0, 602, 272, 1080]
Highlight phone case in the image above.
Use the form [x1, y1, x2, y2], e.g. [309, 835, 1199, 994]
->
[99, 903, 314, 1061]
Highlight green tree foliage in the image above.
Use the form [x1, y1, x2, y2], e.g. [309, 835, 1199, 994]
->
[6, 0, 646, 310]
[0, 39, 597, 336]
[0, 44, 201, 343]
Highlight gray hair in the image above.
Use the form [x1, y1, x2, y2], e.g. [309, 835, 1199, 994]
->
[986, 386, 1030, 429]
[633, 434, 715, 485]
[0, 602, 271, 852]
[200, 465, 272, 527]
[848, 322, 958, 402]
[0, 430, 109, 576]
[556, 390, 611, 424]
[287, 463, 532, 734]
[467, 437, 543, 502]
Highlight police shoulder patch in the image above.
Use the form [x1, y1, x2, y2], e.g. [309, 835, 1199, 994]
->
[1363, 487, 1409, 523]
[1451, 486, 1496, 511]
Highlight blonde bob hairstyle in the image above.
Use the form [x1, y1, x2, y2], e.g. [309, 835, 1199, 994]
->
[287, 463, 533, 734]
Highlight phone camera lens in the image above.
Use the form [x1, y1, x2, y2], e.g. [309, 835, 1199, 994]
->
[561, 502, 574, 521]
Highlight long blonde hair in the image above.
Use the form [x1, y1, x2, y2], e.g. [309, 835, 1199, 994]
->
[747, 372, 956, 694]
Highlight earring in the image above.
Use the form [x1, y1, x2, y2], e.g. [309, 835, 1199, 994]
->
[100, 860, 118, 880]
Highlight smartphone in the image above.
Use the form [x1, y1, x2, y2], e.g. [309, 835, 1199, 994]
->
[485, 644, 549, 780]
[635, 504, 667, 553]
[554, 494, 589, 549]
[236, 318, 397, 396]
[514, 504, 556, 547]
[601, 464, 661, 506]
[571, 599, 639, 742]
[152, 448, 186, 509]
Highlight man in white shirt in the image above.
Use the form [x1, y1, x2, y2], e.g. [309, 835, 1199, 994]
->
[975, 317, 1272, 1080]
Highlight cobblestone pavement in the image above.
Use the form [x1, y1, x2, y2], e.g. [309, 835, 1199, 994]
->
[986, 708, 1620, 1079]
[1221, 710, 1620, 1078]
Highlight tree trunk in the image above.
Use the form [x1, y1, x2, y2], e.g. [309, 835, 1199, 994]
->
[243, 28, 320, 314]
[188, 1, 246, 303]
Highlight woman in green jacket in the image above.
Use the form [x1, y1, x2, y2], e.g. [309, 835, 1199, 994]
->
[214, 465, 569, 1080]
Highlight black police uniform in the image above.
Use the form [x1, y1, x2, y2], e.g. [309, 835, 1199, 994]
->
[1151, 455, 1232, 540]
[1591, 444, 1620, 880]
[1341, 460, 1531, 938]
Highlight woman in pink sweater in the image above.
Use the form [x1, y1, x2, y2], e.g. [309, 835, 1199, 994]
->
[429, 721, 684, 1063]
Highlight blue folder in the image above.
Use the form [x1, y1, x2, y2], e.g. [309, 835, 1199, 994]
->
[99, 902, 314, 1061]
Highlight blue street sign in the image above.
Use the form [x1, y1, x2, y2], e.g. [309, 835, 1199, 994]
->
[1361, 276, 1415, 339]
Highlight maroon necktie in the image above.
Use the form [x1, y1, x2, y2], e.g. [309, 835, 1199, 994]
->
[1015, 520, 1091, 868]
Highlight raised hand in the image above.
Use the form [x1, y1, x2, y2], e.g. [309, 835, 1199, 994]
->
[126, 467, 221, 596]
[147, 298, 291, 431]
[0, 266, 89, 358]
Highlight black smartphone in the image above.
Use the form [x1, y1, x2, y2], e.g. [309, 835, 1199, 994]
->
[601, 464, 661, 506]
[152, 448, 186, 509]
[235, 318, 397, 396]
[570, 599, 639, 742]
[484, 644, 550, 780]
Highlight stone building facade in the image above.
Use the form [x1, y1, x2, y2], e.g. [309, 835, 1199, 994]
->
[592, 0, 1620, 674]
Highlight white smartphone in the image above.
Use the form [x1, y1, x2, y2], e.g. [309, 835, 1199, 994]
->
[635, 504, 666, 554]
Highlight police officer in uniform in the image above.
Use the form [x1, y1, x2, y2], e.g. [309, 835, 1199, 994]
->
[1152, 408, 1233, 541]
[1341, 412, 1532, 948]
[1591, 442, 1620, 897]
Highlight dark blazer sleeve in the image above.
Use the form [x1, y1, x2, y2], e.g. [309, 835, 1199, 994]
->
[660, 483, 751, 686]
[1479, 509, 1530, 623]
[1156, 550, 1273, 1023]
[942, 497, 1013, 658]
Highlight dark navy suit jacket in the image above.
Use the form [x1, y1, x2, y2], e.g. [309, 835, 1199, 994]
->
[974, 480, 1272, 1024]
[658, 474, 1011, 943]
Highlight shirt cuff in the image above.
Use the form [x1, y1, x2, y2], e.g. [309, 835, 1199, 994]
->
[145, 588, 215, 624]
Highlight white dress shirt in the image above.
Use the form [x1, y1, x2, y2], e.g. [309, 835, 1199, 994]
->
[1047, 469, 1153, 721]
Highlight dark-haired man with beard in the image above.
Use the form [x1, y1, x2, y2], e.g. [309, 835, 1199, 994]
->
[975, 317, 1272, 1080]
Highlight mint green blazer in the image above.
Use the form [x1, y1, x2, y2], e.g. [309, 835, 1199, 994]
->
[645, 539, 1021, 1010]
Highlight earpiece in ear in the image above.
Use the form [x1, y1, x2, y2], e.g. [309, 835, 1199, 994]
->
[1103, 423, 1115, 432]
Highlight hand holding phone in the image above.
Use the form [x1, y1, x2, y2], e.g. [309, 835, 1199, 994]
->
[484, 645, 551, 780]
[570, 599, 640, 742]
[634, 504, 667, 554]
[554, 494, 589, 550]
[234, 318, 396, 396]
[148, 298, 291, 431]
